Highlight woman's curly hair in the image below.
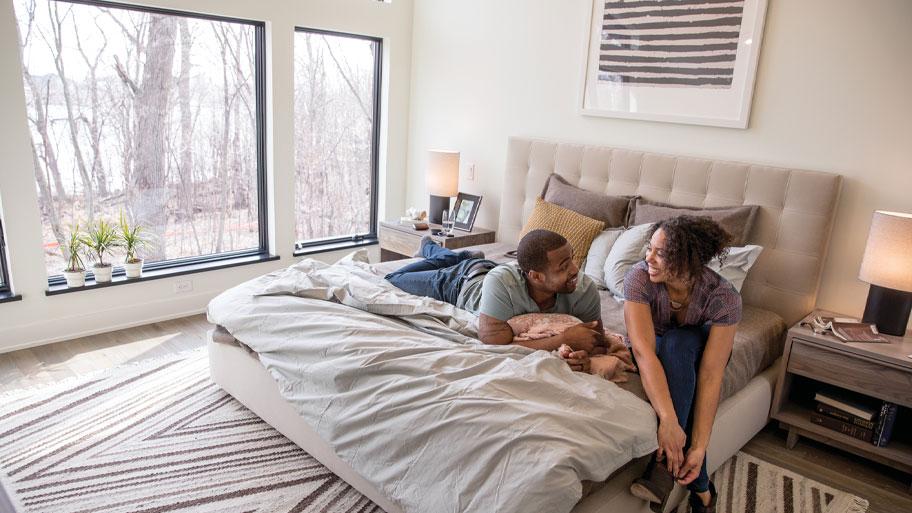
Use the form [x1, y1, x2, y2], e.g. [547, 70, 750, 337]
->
[647, 215, 732, 281]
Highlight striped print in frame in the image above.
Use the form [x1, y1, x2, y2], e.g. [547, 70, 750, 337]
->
[599, 0, 745, 88]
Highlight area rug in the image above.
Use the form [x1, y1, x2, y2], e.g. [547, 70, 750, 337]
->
[675, 451, 869, 513]
[0, 349, 381, 513]
[0, 348, 869, 513]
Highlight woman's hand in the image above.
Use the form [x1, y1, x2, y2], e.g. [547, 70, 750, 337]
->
[656, 419, 687, 477]
[675, 446, 706, 485]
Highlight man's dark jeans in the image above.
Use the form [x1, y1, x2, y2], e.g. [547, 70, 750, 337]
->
[654, 324, 712, 494]
[384, 243, 492, 305]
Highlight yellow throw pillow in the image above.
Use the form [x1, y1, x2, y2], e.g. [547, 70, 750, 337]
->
[519, 198, 606, 269]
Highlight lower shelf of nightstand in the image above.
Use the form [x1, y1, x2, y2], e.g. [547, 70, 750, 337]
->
[775, 403, 912, 473]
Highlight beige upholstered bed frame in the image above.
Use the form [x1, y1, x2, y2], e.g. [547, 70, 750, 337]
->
[499, 137, 842, 327]
[209, 137, 842, 513]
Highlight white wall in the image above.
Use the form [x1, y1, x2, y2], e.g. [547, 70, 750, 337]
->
[0, 0, 414, 352]
[406, 0, 912, 325]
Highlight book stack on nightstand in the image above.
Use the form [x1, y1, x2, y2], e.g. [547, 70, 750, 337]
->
[810, 387, 898, 446]
[771, 310, 912, 490]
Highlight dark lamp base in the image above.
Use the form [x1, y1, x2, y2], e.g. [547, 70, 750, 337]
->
[862, 284, 912, 337]
[429, 195, 450, 225]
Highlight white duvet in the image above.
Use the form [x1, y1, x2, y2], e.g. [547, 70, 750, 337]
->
[207, 251, 657, 513]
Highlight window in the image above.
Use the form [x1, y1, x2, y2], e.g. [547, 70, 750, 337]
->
[293, 28, 381, 251]
[14, 0, 267, 284]
[0, 218, 11, 296]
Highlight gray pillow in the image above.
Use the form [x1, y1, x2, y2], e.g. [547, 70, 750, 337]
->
[541, 174, 636, 229]
[582, 228, 624, 289]
[604, 223, 655, 299]
[632, 198, 759, 246]
[708, 245, 764, 292]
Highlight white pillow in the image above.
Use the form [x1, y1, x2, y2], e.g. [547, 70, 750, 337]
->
[708, 245, 763, 292]
[604, 223, 655, 298]
[582, 228, 624, 289]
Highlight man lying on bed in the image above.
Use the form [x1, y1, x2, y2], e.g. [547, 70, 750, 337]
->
[384, 229, 608, 371]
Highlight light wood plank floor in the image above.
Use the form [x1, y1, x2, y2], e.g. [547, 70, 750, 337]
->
[1, 314, 910, 512]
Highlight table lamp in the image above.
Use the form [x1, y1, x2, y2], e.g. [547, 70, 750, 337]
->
[858, 210, 912, 336]
[426, 150, 459, 224]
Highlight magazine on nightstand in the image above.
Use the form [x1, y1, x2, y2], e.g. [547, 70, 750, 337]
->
[811, 315, 888, 343]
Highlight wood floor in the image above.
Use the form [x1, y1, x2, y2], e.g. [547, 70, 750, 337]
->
[1, 314, 910, 513]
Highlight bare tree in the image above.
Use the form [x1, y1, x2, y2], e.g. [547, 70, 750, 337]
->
[47, 1, 95, 221]
[126, 13, 176, 260]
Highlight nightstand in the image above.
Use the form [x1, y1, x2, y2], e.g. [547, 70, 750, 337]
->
[770, 310, 912, 487]
[378, 221, 495, 262]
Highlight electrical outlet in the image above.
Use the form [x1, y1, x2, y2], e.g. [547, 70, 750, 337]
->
[467, 163, 476, 181]
[174, 279, 193, 294]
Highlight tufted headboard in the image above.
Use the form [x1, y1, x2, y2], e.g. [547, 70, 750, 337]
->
[498, 137, 842, 327]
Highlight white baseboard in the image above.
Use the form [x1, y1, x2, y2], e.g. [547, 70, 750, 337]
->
[0, 290, 216, 354]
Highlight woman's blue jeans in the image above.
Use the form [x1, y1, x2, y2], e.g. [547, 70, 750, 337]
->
[655, 324, 712, 494]
[384, 244, 488, 305]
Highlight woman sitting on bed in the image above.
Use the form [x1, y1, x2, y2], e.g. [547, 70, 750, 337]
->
[625, 216, 739, 513]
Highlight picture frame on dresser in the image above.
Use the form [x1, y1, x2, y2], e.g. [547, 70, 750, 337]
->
[452, 192, 482, 232]
[579, 0, 769, 128]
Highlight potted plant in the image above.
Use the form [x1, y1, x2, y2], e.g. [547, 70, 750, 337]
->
[62, 224, 87, 288]
[118, 212, 150, 279]
[81, 218, 119, 283]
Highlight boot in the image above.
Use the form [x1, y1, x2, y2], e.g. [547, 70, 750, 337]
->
[629, 455, 676, 513]
[688, 481, 717, 513]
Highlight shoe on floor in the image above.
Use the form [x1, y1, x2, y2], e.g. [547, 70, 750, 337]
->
[413, 235, 438, 257]
[629, 456, 676, 513]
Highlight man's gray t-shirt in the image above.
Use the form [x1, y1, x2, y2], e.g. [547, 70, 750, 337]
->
[457, 262, 601, 322]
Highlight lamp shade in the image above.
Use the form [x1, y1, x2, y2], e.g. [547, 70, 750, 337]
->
[858, 210, 912, 292]
[426, 150, 459, 197]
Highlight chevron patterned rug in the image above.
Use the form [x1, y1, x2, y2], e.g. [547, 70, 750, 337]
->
[0, 349, 381, 513]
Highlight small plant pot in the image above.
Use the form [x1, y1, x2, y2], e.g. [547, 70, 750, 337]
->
[93, 264, 113, 283]
[124, 259, 144, 279]
[63, 270, 86, 288]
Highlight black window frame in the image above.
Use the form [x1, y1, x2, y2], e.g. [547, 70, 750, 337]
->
[39, 0, 271, 289]
[292, 26, 382, 254]
[0, 217, 12, 296]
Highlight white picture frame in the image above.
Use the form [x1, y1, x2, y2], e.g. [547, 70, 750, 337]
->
[579, 0, 768, 129]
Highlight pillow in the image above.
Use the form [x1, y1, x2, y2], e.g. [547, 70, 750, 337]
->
[604, 223, 655, 298]
[632, 198, 759, 246]
[541, 174, 636, 229]
[519, 198, 605, 268]
[583, 228, 624, 288]
[708, 245, 763, 292]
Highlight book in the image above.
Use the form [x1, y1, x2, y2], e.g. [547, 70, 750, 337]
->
[809, 412, 873, 442]
[814, 388, 878, 421]
[811, 316, 888, 343]
[815, 402, 876, 430]
[872, 402, 899, 447]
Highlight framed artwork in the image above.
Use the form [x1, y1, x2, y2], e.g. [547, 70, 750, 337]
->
[452, 193, 482, 232]
[580, 0, 768, 128]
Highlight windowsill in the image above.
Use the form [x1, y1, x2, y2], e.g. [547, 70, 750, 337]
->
[293, 237, 378, 257]
[45, 252, 280, 296]
[0, 291, 22, 304]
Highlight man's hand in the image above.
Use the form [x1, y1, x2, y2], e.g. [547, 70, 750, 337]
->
[675, 446, 706, 485]
[561, 321, 607, 353]
[656, 418, 687, 478]
[558, 344, 590, 372]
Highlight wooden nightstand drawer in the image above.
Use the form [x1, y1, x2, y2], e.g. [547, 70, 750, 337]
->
[378, 221, 496, 262]
[379, 225, 419, 257]
[788, 339, 912, 407]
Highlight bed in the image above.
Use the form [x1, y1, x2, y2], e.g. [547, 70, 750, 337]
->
[207, 137, 842, 513]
